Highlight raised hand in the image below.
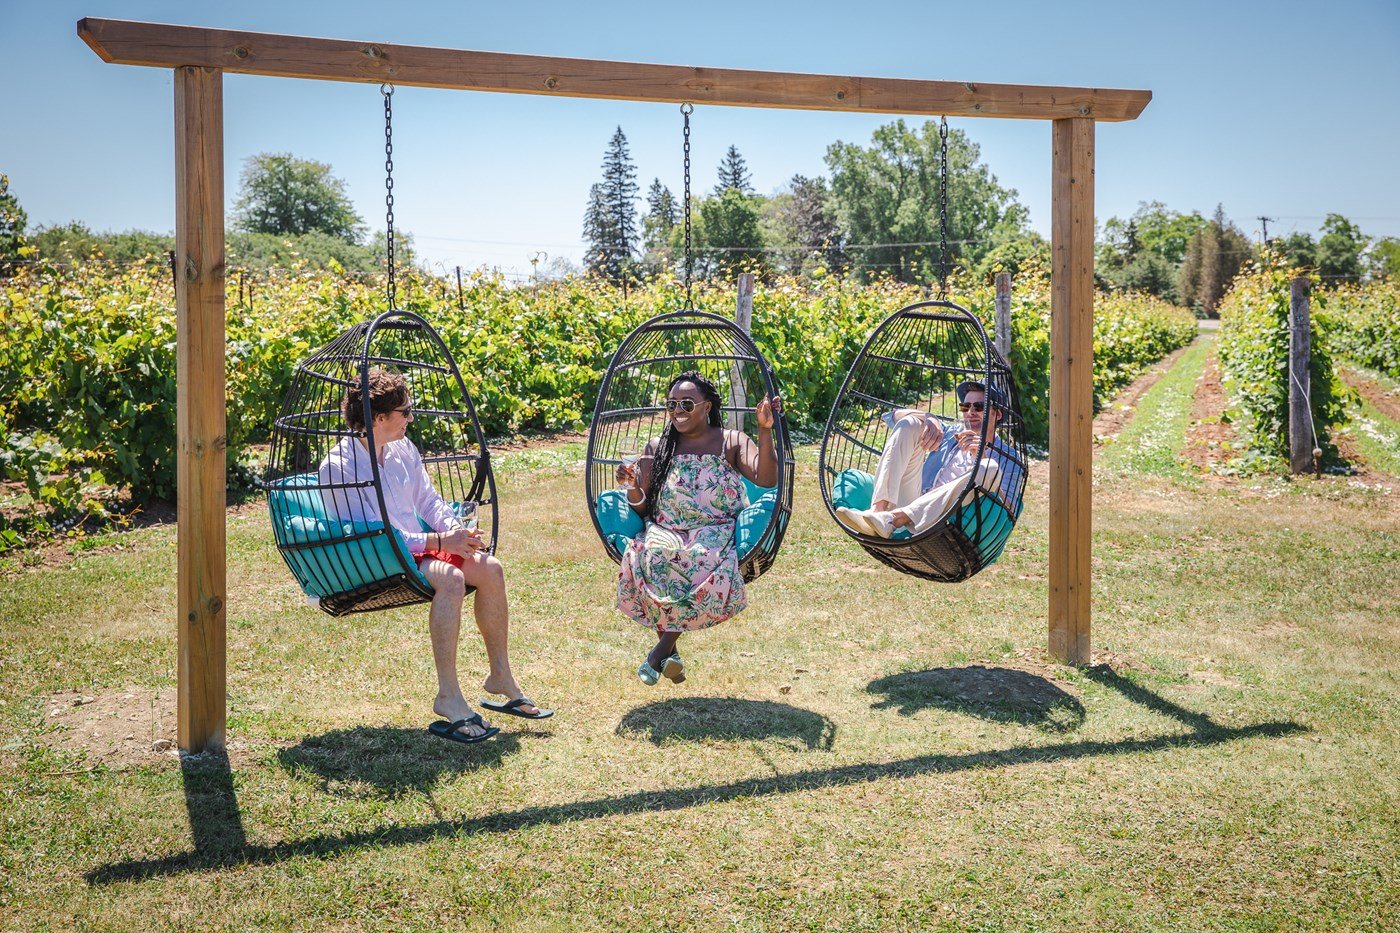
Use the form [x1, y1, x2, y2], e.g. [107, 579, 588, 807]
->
[756, 395, 782, 430]
[918, 413, 945, 452]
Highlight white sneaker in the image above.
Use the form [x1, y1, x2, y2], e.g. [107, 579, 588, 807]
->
[835, 506, 875, 535]
[867, 511, 898, 538]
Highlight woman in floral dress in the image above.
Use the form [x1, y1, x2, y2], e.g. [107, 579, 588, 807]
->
[616, 371, 781, 685]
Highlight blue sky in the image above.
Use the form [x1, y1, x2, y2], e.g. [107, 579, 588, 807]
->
[4, 0, 1398, 278]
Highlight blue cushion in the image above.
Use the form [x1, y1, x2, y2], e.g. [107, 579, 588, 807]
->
[831, 469, 875, 512]
[269, 474, 431, 600]
[596, 489, 645, 540]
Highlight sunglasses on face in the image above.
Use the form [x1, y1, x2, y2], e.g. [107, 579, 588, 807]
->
[390, 406, 413, 417]
[664, 398, 699, 413]
[959, 401, 986, 413]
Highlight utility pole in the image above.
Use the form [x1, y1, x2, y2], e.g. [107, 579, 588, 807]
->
[1257, 215, 1274, 245]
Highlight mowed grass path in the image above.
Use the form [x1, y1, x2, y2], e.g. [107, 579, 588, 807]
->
[2, 363, 1397, 929]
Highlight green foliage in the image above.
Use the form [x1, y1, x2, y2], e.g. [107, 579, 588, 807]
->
[1324, 279, 1400, 379]
[1, 259, 1197, 546]
[30, 222, 172, 263]
[1316, 213, 1367, 282]
[715, 145, 753, 195]
[826, 120, 1028, 283]
[1368, 237, 1400, 279]
[699, 188, 767, 277]
[232, 153, 366, 242]
[229, 230, 387, 275]
[0, 174, 29, 275]
[1217, 257, 1350, 461]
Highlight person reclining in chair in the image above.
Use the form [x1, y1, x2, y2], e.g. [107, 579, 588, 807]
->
[836, 380, 1021, 539]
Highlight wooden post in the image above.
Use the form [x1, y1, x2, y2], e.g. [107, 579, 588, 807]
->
[174, 65, 227, 753]
[1049, 118, 1094, 666]
[994, 272, 1012, 359]
[1288, 276, 1313, 474]
[729, 273, 756, 430]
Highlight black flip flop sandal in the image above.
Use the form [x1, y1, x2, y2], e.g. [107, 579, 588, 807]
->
[479, 696, 555, 720]
[428, 713, 500, 744]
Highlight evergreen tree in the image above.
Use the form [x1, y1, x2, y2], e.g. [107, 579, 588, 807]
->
[715, 145, 753, 195]
[582, 127, 639, 283]
[783, 174, 845, 273]
[1178, 205, 1252, 316]
[642, 178, 678, 254]
[0, 173, 28, 274]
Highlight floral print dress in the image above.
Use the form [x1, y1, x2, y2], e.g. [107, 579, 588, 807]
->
[617, 453, 748, 633]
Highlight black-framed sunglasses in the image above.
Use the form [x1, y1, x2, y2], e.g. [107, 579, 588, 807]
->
[958, 401, 986, 412]
[664, 398, 698, 413]
[390, 405, 414, 417]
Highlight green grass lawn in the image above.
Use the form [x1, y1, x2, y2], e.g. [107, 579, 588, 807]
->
[2, 367, 1397, 929]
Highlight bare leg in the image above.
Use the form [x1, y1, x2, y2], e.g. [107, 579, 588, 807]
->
[456, 553, 542, 717]
[419, 557, 491, 739]
[647, 631, 681, 669]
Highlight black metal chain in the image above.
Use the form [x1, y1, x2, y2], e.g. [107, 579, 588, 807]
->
[681, 103, 694, 309]
[382, 84, 396, 307]
[938, 115, 950, 298]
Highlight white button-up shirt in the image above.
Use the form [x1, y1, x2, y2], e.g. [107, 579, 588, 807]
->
[318, 436, 462, 554]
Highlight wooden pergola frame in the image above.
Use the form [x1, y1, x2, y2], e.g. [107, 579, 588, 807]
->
[78, 17, 1151, 753]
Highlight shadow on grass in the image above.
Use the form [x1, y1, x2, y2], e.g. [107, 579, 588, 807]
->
[88, 667, 1306, 885]
[867, 665, 1086, 733]
[618, 698, 836, 750]
[276, 725, 529, 799]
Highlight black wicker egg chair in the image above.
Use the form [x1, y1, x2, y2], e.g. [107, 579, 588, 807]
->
[263, 309, 497, 617]
[818, 299, 1028, 583]
[585, 309, 795, 583]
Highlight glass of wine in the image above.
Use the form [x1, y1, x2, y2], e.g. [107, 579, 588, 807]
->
[617, 445, 642, 489]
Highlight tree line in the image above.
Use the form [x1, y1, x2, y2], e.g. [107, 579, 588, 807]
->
[2, 129, 1396, 315]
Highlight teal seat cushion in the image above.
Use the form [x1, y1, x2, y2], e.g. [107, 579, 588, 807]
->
[269, 474, 431, 599]
[596, 489, 645, 541]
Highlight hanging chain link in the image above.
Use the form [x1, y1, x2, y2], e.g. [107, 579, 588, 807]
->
[680, 103, 694, 309]
[938, 115, 950, 299]
[382, 84, 397, 307]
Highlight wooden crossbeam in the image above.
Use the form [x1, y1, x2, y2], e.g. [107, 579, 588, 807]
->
[79, 18, 1151, 122]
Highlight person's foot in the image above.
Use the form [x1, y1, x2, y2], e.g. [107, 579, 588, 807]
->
[433, 696, 493, 740]
[866, 511, 897, 538]
[481, 675, 543, 717]
[836, 506, 875, 535]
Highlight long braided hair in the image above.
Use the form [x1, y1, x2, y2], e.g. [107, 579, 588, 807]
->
[641, 371, 725, 518]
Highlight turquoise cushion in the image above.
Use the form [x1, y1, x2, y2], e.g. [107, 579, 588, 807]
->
[831, 469, 875, 512]
[269, 474, 431, 600]
[596, 489, 645, 540]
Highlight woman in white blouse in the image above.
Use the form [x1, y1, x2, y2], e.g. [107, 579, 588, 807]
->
[320, 368, 551, 744]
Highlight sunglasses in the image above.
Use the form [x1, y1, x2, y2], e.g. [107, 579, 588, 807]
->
[390, 406, 413, 417]
[664, 398, 699, 413]
[958, 401, 986, 412]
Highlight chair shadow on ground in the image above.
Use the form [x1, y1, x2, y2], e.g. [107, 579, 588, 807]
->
[275, 724, 532, 799]
[617, 698, 836, 751]
[867, 665, 1086, 733]
[88, 664, 1305, 885]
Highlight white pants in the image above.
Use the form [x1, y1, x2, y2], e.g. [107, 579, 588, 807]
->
[871, 417, 1004, 534]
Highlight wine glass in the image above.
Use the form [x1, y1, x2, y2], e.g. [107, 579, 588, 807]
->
[456, 500, 479, 531]
[617, 444, 642, 489]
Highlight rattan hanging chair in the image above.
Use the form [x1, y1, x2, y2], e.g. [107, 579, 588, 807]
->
[263, 309, 497, 616]
[818, 299, 1028, 582]
[584, 309, 795, 583]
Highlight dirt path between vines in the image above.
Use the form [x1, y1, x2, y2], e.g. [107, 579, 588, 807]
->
[1092, 341, 1195, 443]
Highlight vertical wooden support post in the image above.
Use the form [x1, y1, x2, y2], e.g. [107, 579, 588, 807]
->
[1049, 118, 1094, 666]
[175, 66, 227, 752]
[728, 273, 756, 430]
[1288, 277, 1313, 475]
[994, 272, 1012, 359]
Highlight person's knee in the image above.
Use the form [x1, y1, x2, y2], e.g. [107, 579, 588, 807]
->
[436, 566, 468, 602]
[466, 554, 506, 591]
